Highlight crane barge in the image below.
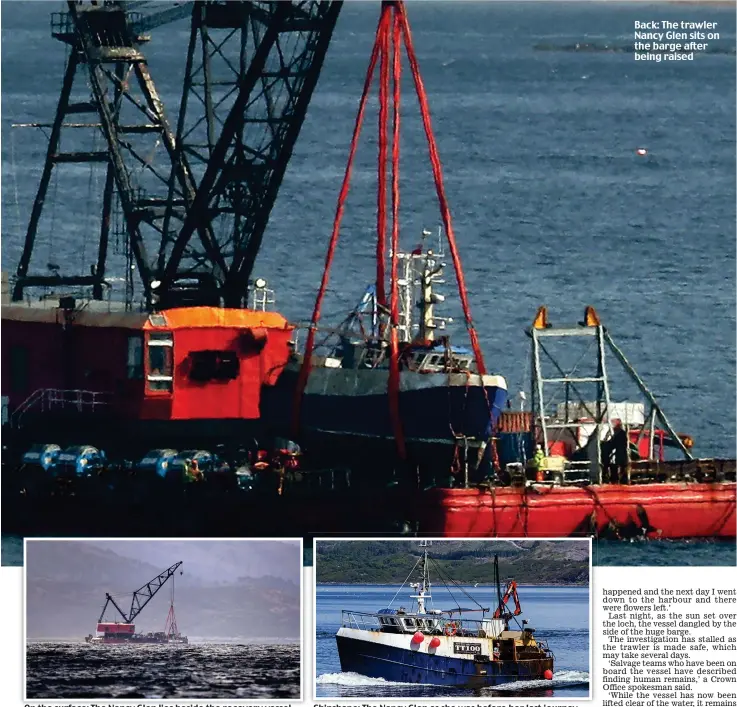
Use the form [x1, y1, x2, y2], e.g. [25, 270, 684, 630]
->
[85, 561, 188, 644]
[1, 1, 734, 543]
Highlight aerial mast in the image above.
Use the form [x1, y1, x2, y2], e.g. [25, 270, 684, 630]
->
[410, 540, 432, 615]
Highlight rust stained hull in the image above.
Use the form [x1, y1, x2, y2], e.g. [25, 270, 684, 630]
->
[418, 482, 736, 539]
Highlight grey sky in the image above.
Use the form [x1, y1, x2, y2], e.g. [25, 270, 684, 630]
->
[25, 539, 302, 640]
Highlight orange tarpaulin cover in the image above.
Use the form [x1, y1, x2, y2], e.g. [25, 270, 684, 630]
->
[144, 307, 292, 331]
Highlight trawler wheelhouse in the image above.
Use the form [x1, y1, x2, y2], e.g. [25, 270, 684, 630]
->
[333, 337, 477, 373]
[375, 608, 443, 633]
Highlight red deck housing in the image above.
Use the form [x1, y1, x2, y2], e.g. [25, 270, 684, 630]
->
[1, 305, 293, 423]
[97, 623, 135, 634]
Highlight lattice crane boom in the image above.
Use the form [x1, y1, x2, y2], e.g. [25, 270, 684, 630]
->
[160, 0, 343, 308]
[98, 560, 183, 624]
[125, 1, 195, 34]
[12, 1, 343, 311]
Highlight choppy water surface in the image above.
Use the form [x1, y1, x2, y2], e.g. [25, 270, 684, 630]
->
[26, 642, 300, 699]
[593, 538, 736, 566]
[315, 584, 590, 698]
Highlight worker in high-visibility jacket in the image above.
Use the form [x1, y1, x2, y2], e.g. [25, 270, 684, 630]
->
[532, 444, 545, 470]
[531, 444, 546, 482]
[183, 458, 204, 483]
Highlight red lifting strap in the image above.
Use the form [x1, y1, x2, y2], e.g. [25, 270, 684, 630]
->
[376, 12, 389, 313]
[387, 5, 404, 458]
[292, 1, 486, 451]
[291, 7, 389, 437]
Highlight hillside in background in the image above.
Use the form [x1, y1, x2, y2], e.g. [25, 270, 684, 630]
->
[315, 540, 589, 585]
[26, 541, 300, 640]
[85, 539, 301, 582]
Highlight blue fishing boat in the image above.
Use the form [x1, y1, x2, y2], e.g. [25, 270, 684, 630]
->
[335, 542, 554, 688]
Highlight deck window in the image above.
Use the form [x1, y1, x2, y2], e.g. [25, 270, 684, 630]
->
[127, 336, 143, 379]
[147, 332, 173, 392]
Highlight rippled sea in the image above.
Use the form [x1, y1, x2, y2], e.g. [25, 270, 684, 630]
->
[26, 642, 300, 700]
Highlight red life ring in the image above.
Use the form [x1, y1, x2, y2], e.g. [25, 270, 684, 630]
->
[444, 622, 458, 637]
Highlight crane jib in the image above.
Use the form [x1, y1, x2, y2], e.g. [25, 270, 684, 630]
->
[98, 561, 183, 624]
[13, 1, 343, 309]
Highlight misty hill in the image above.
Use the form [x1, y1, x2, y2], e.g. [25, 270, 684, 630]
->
[315, 540, 589, 585]
[26, 541, 300, 640]
[85, 539, 301, 583]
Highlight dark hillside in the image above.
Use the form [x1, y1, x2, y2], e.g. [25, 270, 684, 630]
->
[315, 540, 589, 585]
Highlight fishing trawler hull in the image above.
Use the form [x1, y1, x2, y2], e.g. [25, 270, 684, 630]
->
[336, 632, 553, 687]
[264, 367, 508, 467]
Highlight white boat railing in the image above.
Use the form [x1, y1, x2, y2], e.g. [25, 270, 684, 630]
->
[341, 610, 498, 638]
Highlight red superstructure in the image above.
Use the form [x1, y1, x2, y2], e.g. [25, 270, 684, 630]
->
[2, 304, 293, 448]
[96, 622, 135, 634]
[137, 307, 292, 421]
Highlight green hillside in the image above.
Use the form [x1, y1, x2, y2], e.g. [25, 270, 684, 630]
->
[315, 540, 589, 585]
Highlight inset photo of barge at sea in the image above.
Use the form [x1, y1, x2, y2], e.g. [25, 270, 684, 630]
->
[1, 1, 735, 567]
[314, 539, 590, 698]
[24, 538, 302, 700]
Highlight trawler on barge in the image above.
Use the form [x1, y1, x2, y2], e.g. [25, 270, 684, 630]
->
[1, 1, 734, 543]
[336, 543, 554, 687]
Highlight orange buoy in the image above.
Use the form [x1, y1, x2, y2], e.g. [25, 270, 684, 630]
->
[411, 631, 424, 643]
[544, 669, 554, 680]
[635, 147, 647, 156]
[429, 636, 441, 648]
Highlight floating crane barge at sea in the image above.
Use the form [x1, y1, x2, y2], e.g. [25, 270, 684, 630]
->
[85, 561, 188, 645]
[1, 1, 734, 542]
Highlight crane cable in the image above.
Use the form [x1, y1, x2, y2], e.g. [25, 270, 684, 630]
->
[291, 6, 389, 437]
[293, 1, 486, 451]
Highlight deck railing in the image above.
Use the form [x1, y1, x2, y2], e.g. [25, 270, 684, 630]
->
[340, 610, 498, 638]
[11, 389, 113, 427]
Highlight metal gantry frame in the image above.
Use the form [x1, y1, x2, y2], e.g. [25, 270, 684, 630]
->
[12, 1, 342, 310]
[527, 306, 692, 480]
[164, 0, 342, 307]
[14, 2, 201, 306]
[529, 306, 612, 472]
[98, 560, 183, 624]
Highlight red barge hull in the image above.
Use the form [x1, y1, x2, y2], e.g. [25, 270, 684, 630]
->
[418, 481, 736, 539]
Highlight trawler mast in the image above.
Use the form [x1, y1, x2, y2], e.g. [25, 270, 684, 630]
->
[409, 540, 432, 614]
